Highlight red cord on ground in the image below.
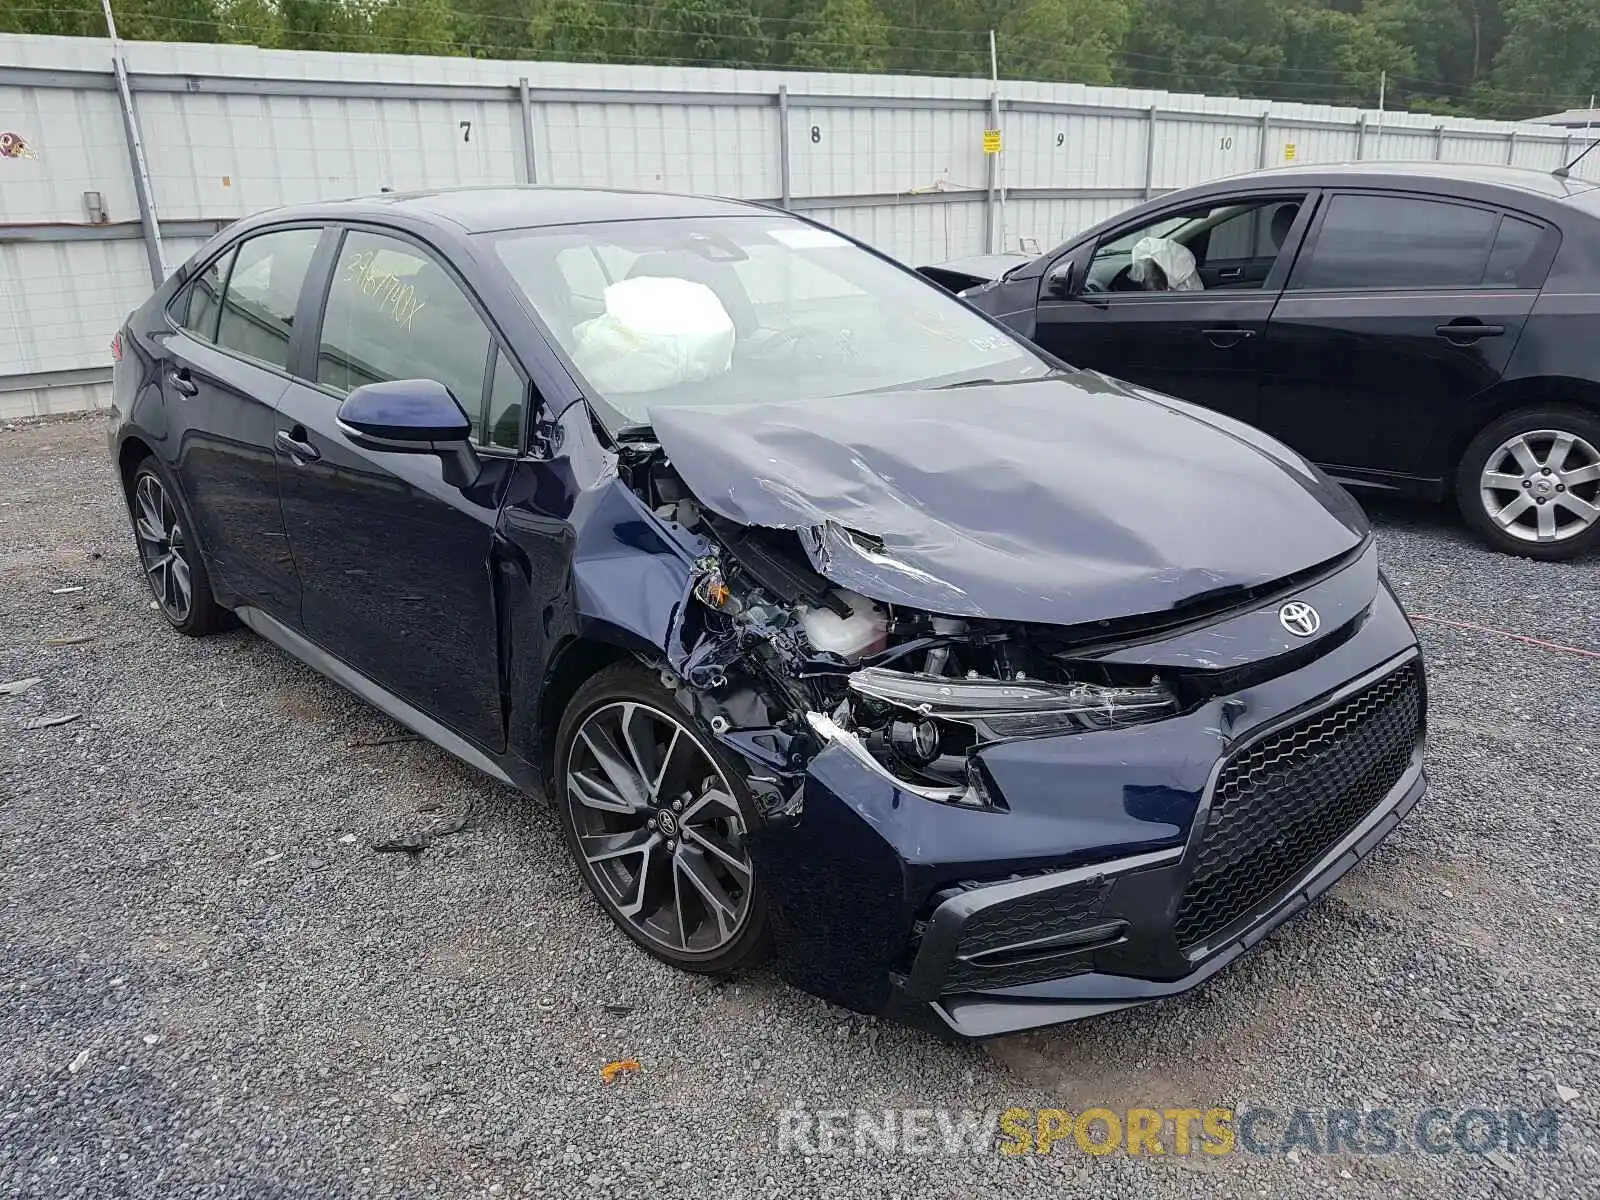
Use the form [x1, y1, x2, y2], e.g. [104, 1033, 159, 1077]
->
[1410, 613, 1600, 660]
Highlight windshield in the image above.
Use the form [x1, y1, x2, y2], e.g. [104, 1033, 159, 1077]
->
[488, 215, 1052, 426]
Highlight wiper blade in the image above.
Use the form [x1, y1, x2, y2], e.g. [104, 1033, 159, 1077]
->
[934, 370, 1070, 390]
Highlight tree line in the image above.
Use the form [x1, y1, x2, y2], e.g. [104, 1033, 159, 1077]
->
[4, 0, 1598, 121]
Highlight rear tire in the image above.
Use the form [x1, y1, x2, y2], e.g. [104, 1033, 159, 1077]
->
[1456, 406, 1600, 561]
[553, 662, 772, 975]
[128, 458, 224, 636]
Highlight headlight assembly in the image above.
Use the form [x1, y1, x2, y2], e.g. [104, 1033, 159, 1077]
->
[846, 666, 1178, 740]
[806, 667, 1180, 808]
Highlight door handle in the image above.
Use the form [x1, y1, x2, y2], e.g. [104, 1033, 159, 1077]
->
[1217, 267, 1243, 280]
[166, 366, 198, 397]
[1435, 322, 1505, 341]
[275, 428, 320, 463]
[1201, 327, 1256, 348]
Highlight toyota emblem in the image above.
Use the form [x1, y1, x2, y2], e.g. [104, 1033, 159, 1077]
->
[1278, 601, 1321, 638]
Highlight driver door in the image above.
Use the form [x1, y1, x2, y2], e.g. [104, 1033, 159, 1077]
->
[1031, 192, 1315, 426]
[272, 226, 525, 751]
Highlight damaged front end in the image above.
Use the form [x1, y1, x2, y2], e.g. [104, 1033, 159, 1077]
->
[637, 440, 1190, 810]
[618, 430, 1425, 1040]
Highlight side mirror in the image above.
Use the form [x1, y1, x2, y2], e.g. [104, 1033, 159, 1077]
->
[1045, 261, 1077, 298]
[337, 379, 480, 488]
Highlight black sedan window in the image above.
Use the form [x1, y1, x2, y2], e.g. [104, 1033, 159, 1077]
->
[489, 216, 1052, 426]
[1292, 194, 1500, 291]
[179, 245, 235, 343]
[1483, 215, 1548, 288]
[316, 231, 493, 443]
[215, 229, 321, 371]
[1086, 197, 1303, 292]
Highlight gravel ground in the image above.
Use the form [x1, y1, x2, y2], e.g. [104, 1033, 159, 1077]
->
[1, 412, 1597, 1200]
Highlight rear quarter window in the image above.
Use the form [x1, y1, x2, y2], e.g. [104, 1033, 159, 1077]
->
[176, 246, 236, 342]
[1483, 215, 1554, 288]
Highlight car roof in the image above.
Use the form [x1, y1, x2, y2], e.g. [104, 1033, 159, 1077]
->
[254, 186, 774, 234]
[1223, 160, 1600, 204]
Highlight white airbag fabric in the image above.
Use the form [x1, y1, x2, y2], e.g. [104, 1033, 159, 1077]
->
[1129, 236, 1203, 291]
[572, 276, 735, 394]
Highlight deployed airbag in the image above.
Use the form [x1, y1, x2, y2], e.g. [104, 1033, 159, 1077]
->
[572, 276, 735, 394]
[1129, 236, 1203, 291]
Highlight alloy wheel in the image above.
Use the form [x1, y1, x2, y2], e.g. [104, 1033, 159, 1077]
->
[1478, 429, 1600, 544]
[565, 701, 754, 956]
[133, 472, 193, 622]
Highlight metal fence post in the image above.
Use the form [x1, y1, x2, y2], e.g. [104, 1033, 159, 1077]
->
[777, 85, 792, 210]
[985, 90, 1000, 253]
[518, 77, 537, 184]
[1143, 105, 1158, 200]
[111, 55, 165, 285]
[1434, 124, 1445, 160]
[1355, 113, 1366, 160]
[1257, 110, 1271, 169]
[1505, 131, 1518, 166]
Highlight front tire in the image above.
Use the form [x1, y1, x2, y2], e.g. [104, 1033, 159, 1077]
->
[1456, 406, 1600, 560]
[128, 458, 224, 636]
[553, 662, 772, 975]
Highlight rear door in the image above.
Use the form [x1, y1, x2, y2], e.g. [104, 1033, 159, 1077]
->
[1259, 191, 1549, 481]
[1030, 193, 1313, 427]
[159, 227, 323, 621]
[272, 226, 525, 751]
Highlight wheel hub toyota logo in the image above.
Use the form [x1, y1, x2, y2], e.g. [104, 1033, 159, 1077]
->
[1279, 600, 1321, 637]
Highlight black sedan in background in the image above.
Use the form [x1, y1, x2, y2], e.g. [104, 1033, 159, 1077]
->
[108, 187, 1425, 1039]
[929, 162, 1600, 560]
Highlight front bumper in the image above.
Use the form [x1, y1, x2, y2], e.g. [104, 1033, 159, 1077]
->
[888, 743, 1424, 1039]
[746, 573, 1427, 1039]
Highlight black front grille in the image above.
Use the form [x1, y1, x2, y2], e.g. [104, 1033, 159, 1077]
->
[941, 879, 1110, 993]
[1174, 659, 1422, 951]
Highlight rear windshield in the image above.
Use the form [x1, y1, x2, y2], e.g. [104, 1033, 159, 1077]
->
[488, 215, 1051, 426]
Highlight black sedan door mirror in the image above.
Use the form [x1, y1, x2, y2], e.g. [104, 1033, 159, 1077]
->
[1045, 261, 1078, 299]
[337, 379, 480, 488]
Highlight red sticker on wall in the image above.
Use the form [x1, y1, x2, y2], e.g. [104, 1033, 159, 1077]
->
[0, 132, 38, 159]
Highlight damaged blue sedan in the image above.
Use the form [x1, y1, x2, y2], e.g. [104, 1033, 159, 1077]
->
[108, 187, 1426, 1040]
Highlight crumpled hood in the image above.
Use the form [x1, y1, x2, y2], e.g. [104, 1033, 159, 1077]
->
[649, 373, 1368, 624]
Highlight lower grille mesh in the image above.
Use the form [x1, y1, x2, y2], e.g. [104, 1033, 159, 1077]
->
[1174, 660, 1422, 951]
[941, 879, 1109, 993]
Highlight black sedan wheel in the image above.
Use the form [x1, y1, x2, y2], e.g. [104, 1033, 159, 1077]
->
[129, 460, 222, 635]
[1459, 407, 1600, 560]
[554, 663, 770, 974]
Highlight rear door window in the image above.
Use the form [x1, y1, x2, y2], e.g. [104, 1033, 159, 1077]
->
[1291, 194, 1500, 290]
[316, 230, 494, 444]
[215, 228, 322, 370]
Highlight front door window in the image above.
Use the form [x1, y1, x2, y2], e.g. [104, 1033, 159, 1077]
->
[1085, 197, 1306, 293]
